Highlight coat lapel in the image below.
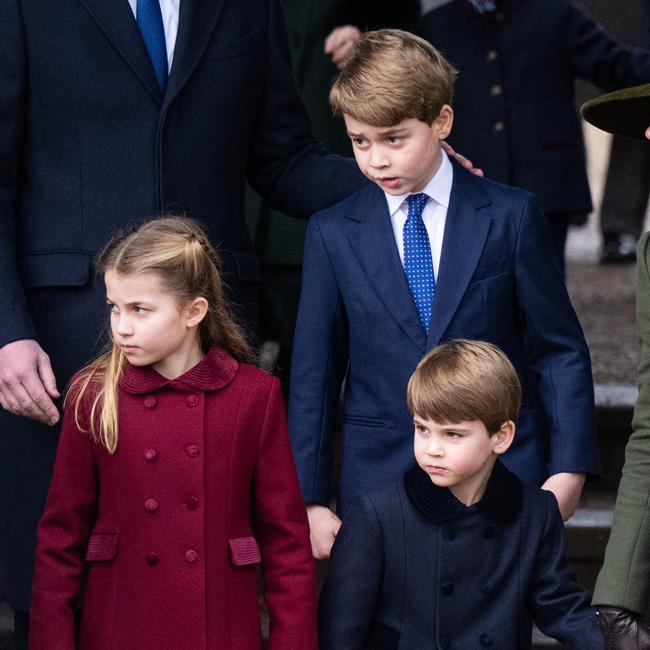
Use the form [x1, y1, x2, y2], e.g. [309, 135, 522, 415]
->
[163, 0, 226, 110]
[79, 0, 163, 104]
[347, 187, 428, 353]
[427, 165, 492, 348]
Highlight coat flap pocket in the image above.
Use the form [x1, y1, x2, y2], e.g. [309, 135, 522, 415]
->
[19, 252, 91, 289]
[229, 536, 261, 566]
[85, 532, 119, 562]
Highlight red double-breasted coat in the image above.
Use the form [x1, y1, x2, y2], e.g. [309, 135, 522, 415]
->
[29, 348, 316, 649]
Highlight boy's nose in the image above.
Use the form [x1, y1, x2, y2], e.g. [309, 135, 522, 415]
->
[368, 147, 388, 168]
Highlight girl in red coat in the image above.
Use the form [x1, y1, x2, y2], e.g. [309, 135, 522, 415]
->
[29, 217, 316, 650]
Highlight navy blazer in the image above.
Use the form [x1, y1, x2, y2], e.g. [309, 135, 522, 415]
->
[319, 462, 603, 649]
[420, 0, 650, 215]
[289, 162, 597, 513]
[0, 0, 363, 609]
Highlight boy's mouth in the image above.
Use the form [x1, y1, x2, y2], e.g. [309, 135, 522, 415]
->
[377, 176, 400, 189]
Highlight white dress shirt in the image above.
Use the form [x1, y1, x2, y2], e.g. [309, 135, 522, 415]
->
[128, 0, 180, 71]
[384, 150, 453, 279]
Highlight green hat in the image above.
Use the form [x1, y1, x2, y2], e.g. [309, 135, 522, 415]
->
[580, 83, 650, 141]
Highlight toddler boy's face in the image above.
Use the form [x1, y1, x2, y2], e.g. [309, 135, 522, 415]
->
[344, 111, 452, 196]
[413, 415, 508, 505]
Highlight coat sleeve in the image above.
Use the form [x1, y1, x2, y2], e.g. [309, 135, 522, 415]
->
[252, 377, 317, 650]
[514, 194, 598, 476]
[565, 1, 650, 90]
[318, 493, 384, 650]
[0, 0, 38, 347]
[29, 395, 99, 650]
[288, 214, 349, 505]
[245, 0, 366, 220]
[593, 232, 650, 616]
[526, 492, 603, 649]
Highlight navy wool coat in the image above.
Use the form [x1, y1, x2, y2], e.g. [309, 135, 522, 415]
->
[319, 462, 603, 650]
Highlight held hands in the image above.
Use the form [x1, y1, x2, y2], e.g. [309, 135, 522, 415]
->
[306, 504, 342, 559]
[541, 472, 586, 521]
[441, 141, 484, 177]
[0, 339, 60, 425]
[324, 25, 361, 70]
[596, 606, 650, 649]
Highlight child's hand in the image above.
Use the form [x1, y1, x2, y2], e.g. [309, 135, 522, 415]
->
[324, 25, 361, 70]
[306, 504, 341, 559]
[541, 472, 586, 521]
[441, 141, 484, 177]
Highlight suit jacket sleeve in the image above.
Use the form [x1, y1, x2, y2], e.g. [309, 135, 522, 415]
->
[252, 377, 317, 650]
[515, 194, 598, 476]
[0, 0, 38, 348]
[288, 214, 349, 505]
[566, 1, 650, 90]
[318, 493, 384, 650]
[29, 394, 99, 650]
[593, 232, 650, 616]
[245, 0, 365, 219]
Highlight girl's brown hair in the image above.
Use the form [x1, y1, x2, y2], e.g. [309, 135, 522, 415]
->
[69, 216, 252, 453]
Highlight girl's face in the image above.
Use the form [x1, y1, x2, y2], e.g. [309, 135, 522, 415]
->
[105, 269, 207, 379]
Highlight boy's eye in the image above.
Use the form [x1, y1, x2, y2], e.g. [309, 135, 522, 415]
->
[446, 431, 461, 439]
[351, 137, 368, 147]
[387, 136, 402, 145]
[106, 302, 117, 313]
[133, 306, 146, 314]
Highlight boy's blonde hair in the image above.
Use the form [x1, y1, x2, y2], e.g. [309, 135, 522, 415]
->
[330, 29, 457, 127]
[69, 216, 252, 454]
[407, 340, 521, 434]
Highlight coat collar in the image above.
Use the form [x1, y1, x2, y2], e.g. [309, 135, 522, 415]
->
[403, 459, 522, 523]
[120, 347, 238, 394]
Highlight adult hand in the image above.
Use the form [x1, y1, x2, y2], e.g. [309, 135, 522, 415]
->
[306, 503, 341, 559]
[324, 25, 361, 70]
[646, 125, 650, 140]
[0, 339, 60, 425]
[541, 472, 586, 521]
[442, 141, 484, 177]
[596, 606, 650, 649]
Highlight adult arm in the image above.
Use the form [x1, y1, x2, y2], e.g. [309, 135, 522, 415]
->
[318, 494, 384, 650]
[253, 377, 317, 650]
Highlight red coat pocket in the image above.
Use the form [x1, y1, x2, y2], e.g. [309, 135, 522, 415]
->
[85, 532, 119, 561]
[229, 536, 261, 566]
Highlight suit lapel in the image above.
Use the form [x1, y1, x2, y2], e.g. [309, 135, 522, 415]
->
[427, 165, 492, 348]
[163, 0, 226, 110]
[79, 0, 163, 104]
[347, 187, 428, 353]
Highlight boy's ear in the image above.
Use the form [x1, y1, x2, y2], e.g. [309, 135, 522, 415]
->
[492, 420, 515, 456]
[433, 104, 454, 140]
[184, 297, 209, 329]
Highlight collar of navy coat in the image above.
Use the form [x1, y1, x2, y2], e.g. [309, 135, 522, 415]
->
[403, 459, 522, 523]
[120, 347, 238, 394]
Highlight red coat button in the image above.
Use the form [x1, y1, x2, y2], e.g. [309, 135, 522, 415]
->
[185, 445, 199, 458]
[186, 497, 199, 511]
[144, 396, 157, 409]
[185, 394, 199, 407]
[144, 498, 159, 512]
[184, 549, 198, 563]
[144, 448, 157, 462]
[146, 553, 159, 566]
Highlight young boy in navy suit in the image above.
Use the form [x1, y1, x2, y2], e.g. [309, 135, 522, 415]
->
[288, 29, 598, 559]
[319, 340, 603, 649]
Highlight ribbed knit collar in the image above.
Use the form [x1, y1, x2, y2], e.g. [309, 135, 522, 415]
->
[403, 459, 522, 523]
[120, 347, 239, 394]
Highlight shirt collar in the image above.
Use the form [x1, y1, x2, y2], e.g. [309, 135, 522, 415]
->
[384, 149, 453, 217]
[120, 347, 239, 394]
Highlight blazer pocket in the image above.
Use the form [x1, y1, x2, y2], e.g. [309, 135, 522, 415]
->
[229, 536, 261, 566]
[364, 622, 400, 649]
[203, 30, 260, 61]
[343, 414, 389, 428]
[85, 532, 119, 562]
[19, 252, 91, 289]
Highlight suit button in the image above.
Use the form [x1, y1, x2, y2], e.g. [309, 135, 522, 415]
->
[486, 50, 498, 62]
[144, 395, 157, 409]
[185, 445, 200, 458]
[144, 498, 159, 512]
[144, 448, 157, 462]
[185, 394, 199, 407]
[442, 527, 456, 541]
[490, 84, 502, 96]
[481, 580, 495, 594]
[441, 581, 454, 596]
[440, 639, 450, 649]
[494, 121, 505, 133]
[186, 497, 199, 511]
[483, 525, 496, 539]
[146, 553, 159, 566]
[480, 632, 493, 646]
[185, 549, 198, 563]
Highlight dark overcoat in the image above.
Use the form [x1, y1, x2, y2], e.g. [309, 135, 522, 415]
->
[0, 0, 363, 608]
[319, 462, 604, 649]
[29, 349, 316, 650]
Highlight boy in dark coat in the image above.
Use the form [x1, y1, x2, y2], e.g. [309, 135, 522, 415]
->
[319, 340, 603, 649]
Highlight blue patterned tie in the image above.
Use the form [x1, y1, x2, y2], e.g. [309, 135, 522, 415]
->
[403, 193, 435, 331]
[137, 0, 168, 91]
